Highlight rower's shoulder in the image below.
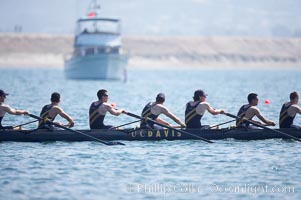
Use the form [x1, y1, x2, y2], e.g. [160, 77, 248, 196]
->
[43, 104, 55, 109]
[0, 103, 12, 110]
[152, 103, 167, 111]
[240, 104, 250, 109]
[51, 105, 63, 112]
[149, 102, 156, 106]
[200, 101, 210, 107]
[290, 104, 301, 109]
[249, 105, 258, 109]
[282, 102, 291, 107]
[0, 103, 8, 108]
[102, 102, 113, 109]
[248, 106, 260, 113]
[91, 101, 104, 107]
[187, 101, 200, 106]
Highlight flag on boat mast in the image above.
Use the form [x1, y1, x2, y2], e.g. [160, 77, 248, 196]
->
[87, 12, 95, 17]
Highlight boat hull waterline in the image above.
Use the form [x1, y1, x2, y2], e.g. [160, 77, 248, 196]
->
[1, 128, 300, 142]
[65, 54, 128, 80]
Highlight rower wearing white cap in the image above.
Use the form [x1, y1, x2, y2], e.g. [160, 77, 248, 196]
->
[0, 89, 29, 130]
[185, 89, 224, 129]
[140, 93, 186, 129]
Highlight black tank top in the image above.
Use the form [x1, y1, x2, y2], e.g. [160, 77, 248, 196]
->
[279, 103, 295, 128]
[236, 104, 252, 127]
[38, 105, 56, 128]
[185, 101, 202, 129]
[89, 102, 106, 129]
[140, 102, 160, 128]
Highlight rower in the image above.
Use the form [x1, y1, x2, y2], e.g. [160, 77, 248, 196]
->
[236, 93, 275, 128]
[185, 89, 224, 129]
[38, 92, 74, 129]
[89, 89, 124, 129]
[0, 89, 29, 130]
[279, 91, 301, 129]
[140, 93, 186, 129]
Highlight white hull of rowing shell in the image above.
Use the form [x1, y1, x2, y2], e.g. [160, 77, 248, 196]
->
[64, 54, 128, 80]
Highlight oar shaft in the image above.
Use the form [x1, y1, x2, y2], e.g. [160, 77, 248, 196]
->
[123, 111, 213, 143]
[13, 119, 39, 128]
[113, 119, 142, 129]
[27, 114, 125, 145]
[224, 113, 301, 142]
[210, 119, 236, 129]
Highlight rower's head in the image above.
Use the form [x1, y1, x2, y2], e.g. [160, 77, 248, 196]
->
[290, 91, 299, 104]
[97, 89, 109, 102]
[248, 93, 258, 106]
[0, 89, 9, 103]
[51, 92, 60, 103]
[156, 93, 165, 104]
[193, 89, 207, 102]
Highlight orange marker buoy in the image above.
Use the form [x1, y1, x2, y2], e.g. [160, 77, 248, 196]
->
[264, 99, 270, 104]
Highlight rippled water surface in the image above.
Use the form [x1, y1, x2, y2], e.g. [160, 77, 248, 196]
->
[0, 68, 301, 199]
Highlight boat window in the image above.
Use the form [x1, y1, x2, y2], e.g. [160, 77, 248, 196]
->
[86, 48, 95, 55]
[97, 47, 105, 53]
[111, 47, 120, 53]
[77, 19, 120, 35]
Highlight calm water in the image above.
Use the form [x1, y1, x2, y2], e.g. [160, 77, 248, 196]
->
[1, 68, 301, 200]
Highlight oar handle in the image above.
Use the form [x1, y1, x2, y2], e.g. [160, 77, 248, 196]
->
[27, 114, 42, 120]
[122, 111, 136, 117]
[224, 113, 238, 119]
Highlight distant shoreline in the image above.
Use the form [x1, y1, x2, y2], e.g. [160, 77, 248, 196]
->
[0, 33, 300, 69]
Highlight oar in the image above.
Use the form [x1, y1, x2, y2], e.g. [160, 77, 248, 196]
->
[13, 119, 39, 128]
[224, 112, 301, 142]
[122, 111, 214, 143]
[27, 114, 125, 146]
[110, 119, 142, 130]
[209, 119, 236, 129]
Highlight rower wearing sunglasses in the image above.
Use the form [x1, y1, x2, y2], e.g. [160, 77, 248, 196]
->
[89, 89, 125, 129]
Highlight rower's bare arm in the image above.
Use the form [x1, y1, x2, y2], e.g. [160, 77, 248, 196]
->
[156, 118, 170, 126]
[4, 106, 29, 115]
[256, 112, 275, 126]
[296, 106, 301, 114]
[249, 119, 263, 125]
[56, 108, 74, 127]
[164, 112, 186, 127]
[207, 106, 224, 115]
[107, 105, 124, 116]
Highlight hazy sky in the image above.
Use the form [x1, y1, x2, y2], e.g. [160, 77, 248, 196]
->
[0, 0, 300, 36]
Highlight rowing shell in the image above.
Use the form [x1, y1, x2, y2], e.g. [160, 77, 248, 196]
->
[1, 128, 301, 142]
